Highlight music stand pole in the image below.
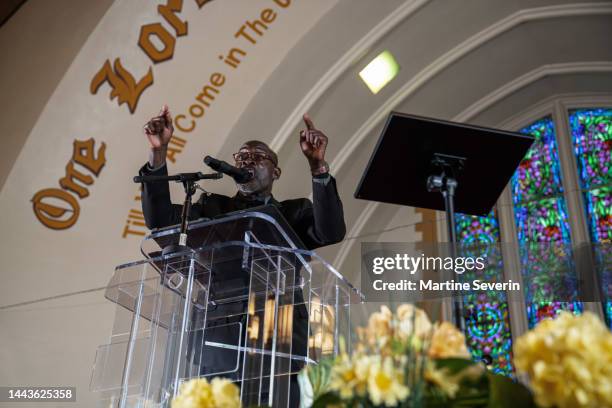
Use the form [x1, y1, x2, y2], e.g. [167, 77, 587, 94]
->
[426, 153, 464, 330]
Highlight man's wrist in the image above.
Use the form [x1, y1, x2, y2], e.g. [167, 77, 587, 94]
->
[149, 145, 168, 168]
[310, 160, 329, 176]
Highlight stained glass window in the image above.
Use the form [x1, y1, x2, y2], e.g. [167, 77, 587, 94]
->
[569, 108, 612, 327]
[511, 116, 582, 327]
[456, 212, 513, 376]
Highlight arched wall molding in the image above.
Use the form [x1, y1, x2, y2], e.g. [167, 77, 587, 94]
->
[268, 0, 430, 152]
[334, 64, 612, 269]
[455, 62, 612, 123]
[498, 93, 612, 130]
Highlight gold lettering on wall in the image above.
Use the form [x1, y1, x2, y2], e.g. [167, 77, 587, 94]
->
[159, 0, 188, 36]
[90, 59, 154, 114]
[31, 138, 106, 230]
[139, 23, 176, 63]
[73, 138, 107, 175]
[166, 135, 187, 164]
[173, 1, 292, 134]
[122, 208, 147, 238]
[194, 0, 212, 9]
[90, 0, 195, 113]
[32, 188, 81, 230]
[59, 162, 94, 199]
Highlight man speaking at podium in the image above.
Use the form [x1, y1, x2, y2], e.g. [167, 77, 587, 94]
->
[137, 105, 346, 403]
[139, 105, 346, 249]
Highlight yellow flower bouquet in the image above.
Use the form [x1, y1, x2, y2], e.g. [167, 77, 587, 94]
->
[514, 311, 612, 408]
[168, 309, 612, 408]
[299, 304, 535, 408]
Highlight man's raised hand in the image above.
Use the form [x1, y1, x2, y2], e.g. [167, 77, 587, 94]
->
[299, 113, 328, 169]
[145, 105, 173, 168]
[144, 105, 174, 149]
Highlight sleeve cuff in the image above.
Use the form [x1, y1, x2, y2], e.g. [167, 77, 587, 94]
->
[146, 162, 167, 173]
[312, 173, 331, 186]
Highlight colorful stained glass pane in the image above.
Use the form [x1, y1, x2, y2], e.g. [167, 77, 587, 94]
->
[569, 108, 612, 328]
[520, 242, 583, 327]
[512, 117, 564, 204]
[583, 186, 612, 243]
[512, 117, 581, 328]
[527, 301, 583, 327]
[456, 212, 513, 376]
[514, 197, 571, 243]
[456, 212, 499, 244]
[569, 108, 611, 190]
[464, 300, 513, 376]
[593, 243, 612, 328]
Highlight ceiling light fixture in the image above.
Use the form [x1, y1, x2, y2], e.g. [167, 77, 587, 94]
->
[358, 50, 400, 94]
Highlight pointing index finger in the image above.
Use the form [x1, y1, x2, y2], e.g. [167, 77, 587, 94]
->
[303, 113, 315, 131]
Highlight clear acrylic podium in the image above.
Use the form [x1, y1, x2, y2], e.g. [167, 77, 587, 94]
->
[91, 210, 363, 407]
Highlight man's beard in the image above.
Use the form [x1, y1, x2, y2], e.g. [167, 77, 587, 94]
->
[237, 179, 260, 194]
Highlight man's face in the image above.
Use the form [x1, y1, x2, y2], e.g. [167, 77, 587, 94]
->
[234, 142, 280, 196]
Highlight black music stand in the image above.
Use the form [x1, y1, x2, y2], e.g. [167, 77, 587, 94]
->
[355, 112, 534, 326]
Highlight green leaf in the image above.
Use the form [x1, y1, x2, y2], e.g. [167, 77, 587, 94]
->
[309, 359, 333, 397]
[298, 369, 315, 408]
[299, 359, 334, 407]
[487, 373, 537, 408]
[311, 392, 342, 408]
[433, 358, 479, 375]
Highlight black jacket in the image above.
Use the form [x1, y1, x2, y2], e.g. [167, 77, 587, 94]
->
[139, 163, 347, 249]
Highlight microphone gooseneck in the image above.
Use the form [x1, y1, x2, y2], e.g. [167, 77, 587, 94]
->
[204, 156, 253, 184]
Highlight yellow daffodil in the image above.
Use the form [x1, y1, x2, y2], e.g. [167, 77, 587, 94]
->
[396, 304, 433, 340]
[429, 321, 471, 359]
[367, 356, 410, 406]
[367, 305, 393, 345]
[329, 353, 369, 399]
[210, 378, 241, 408]
[171, 379, 214, 408]
[171, 377, 241, 408]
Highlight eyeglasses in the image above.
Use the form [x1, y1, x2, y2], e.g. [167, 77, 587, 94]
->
[233, 151, 277, 165]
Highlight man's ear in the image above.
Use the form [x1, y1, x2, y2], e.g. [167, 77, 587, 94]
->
[273, 167, 281, 180]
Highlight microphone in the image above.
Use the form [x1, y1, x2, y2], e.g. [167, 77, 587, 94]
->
[204, 156, 253, 183]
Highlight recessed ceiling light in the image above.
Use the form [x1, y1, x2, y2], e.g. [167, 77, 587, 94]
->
[358, 50, 400, 94]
